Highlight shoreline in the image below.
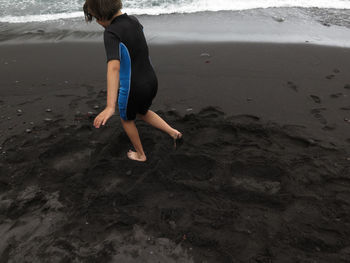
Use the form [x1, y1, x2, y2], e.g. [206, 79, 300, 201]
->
[1, 8, 350, 47]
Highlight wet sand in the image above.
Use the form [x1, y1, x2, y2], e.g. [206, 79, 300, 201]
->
[0, 41, 350, 262]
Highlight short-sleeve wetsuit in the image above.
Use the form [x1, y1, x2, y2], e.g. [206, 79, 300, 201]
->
[104, 13, 158, 121]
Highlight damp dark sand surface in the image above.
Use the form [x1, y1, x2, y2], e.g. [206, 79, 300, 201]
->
[1, 41, 350, 262]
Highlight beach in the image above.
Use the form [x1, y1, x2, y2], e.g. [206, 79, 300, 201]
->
[1, 9, 350, 262]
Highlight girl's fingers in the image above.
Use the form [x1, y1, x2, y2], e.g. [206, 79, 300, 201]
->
[103, 115, 110, 125]
[94, 111, 112, 128]
[94, 116, 101, 128]
[95, 116, 101, 126]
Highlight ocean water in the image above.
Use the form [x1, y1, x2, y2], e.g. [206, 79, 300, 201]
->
[0, 0, 349, 46]
[0, 0, 349, 23]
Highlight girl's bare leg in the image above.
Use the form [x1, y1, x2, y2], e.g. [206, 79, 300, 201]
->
[120, 119, 147, 162]
[137, 110, 182, 140]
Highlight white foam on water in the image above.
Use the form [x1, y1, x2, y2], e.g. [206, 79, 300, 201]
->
[126, 0, 350, 15]
[0, 12, 83, 23]
[0, 0, 349, 23]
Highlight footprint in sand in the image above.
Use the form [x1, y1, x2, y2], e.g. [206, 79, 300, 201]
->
[230, 162, 282, 197]
[344, 84, 350, 90]
[55, 94, 75, 98]
[17, 97, 43, 106]
[38, 139, 93, 174]
[322, 123, 336, 131]
[310, 95, 321, 104]
[326, 74, 335, 80]
[286, 81, 298, 92]
[51, 148, 92, 173]
[162, 153, 216, 181]
[330, 93, 343, 98]
[340, 106, 350, 111]
[231, 175, 281, 196]
[310, 108, 327, 125]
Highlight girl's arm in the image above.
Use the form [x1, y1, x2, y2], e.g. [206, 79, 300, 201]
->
[93, 59, 120, 128]
[106, 60, 120, 110]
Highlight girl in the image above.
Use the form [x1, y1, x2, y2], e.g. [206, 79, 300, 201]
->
[83, 0, 182, 162]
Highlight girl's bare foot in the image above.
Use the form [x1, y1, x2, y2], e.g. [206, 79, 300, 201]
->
[127, 150, 147, 162]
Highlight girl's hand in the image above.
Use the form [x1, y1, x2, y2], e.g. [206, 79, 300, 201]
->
[93, 107, 115, 128]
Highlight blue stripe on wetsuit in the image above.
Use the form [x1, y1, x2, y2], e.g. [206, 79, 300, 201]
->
[118, 42, 132, 120]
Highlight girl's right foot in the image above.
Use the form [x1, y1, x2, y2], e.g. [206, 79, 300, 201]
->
[127, 150, 147, 162]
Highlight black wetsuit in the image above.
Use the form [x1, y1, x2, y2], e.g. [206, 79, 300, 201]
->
[104, 13, 158, 120]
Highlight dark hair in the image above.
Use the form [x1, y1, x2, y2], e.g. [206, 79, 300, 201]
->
[83, 0, 123, 22]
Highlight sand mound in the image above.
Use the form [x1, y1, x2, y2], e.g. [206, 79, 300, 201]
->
[0, 107, 349, 262]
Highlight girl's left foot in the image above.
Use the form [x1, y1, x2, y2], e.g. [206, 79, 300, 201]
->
[127, 150, 147, 162]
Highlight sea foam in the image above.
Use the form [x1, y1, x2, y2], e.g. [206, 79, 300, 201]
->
[0, 0, 349, 23]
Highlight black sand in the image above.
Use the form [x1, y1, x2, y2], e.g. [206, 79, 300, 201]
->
[0, 41, 350, 262]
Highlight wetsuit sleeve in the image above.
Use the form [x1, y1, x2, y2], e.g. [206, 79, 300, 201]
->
[104, 30, 120, 62]
[129, 15, 144, 30]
